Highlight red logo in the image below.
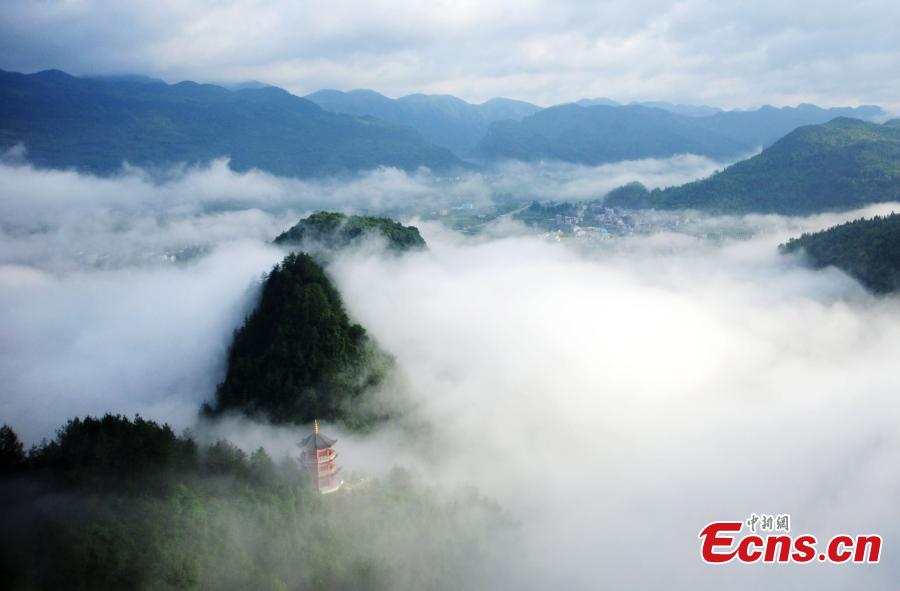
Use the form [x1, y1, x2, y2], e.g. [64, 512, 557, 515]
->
[699, 517, 881, 564]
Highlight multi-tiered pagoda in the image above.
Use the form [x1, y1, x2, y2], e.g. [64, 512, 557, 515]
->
[299, 420, 343, 494]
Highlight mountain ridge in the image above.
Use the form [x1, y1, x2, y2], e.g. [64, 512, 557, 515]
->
[305, 88, 541, 156]
[478, 101, 886, 164]
[0, 68, 463, 177]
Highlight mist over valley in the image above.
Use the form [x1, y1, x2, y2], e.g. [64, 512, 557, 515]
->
[3, 2, 900, 588]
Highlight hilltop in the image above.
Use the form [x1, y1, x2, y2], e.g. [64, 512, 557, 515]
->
[274, 211, 427, 252]
[208, 213, 424, 425]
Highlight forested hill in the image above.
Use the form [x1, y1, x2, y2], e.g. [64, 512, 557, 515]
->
[605, 118, 900, 214]
[780, 213, 900, 293]
[274, 211, 427, 251]
[0, 418, 507, 589]
[206, 252, 391, 427]
[0, 69, 462, 177]
[210, 213, 425, 425]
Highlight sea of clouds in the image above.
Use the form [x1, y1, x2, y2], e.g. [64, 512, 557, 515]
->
[2, 154, 899, 588]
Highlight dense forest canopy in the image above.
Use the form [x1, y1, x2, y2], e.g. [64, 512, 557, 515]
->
[274, 212, 427, 252]
[780, 213, 900, 293]
[207, 252, 392, 427]
[0, 417, 508, 591]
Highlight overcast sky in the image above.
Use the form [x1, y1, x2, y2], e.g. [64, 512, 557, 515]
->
[1, 0, 899, 110]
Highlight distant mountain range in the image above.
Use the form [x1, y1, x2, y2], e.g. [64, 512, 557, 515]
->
[478, 102, 886, 165]
[605, 118, 900, 214]
[575, 98, 721, 117]
[0, 67, 892, 182]
[479, 104, 749, 163]
[305, 88, 886, 165]
[305, 89, 541, 156]
[0, 69, 462, 177]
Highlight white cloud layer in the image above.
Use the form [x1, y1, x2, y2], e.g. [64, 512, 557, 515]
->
[0, 153, 727, 270]
[328, 216, 900, 588]
[2, 158, 900, 587]
[1, 0, 899, 111]
[0, 154, 721, 441]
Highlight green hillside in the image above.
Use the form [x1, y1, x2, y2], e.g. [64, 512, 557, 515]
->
[606, 118, 900, 214]
[206, 252, 390, 427]
[781, 213, 900, 293]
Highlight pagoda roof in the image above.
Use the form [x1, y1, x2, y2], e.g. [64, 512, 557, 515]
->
[300, 431, 337, 450]
[300, 419, 337, 450]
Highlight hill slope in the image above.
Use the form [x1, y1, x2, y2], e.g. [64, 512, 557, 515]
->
[606, 118, 900, 214]
[478, 103, 885, 164]
[207, 252, 390, 426]
[781, 213, 900, 293]
[0, 417, 507, 590]
[305, 89, 541, 156]
[0, 69, 462, 177]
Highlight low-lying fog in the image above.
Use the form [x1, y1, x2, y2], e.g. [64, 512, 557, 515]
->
[1, 154, 898, 588]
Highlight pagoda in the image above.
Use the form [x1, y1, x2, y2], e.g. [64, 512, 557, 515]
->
[299, 420, 343, 494]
